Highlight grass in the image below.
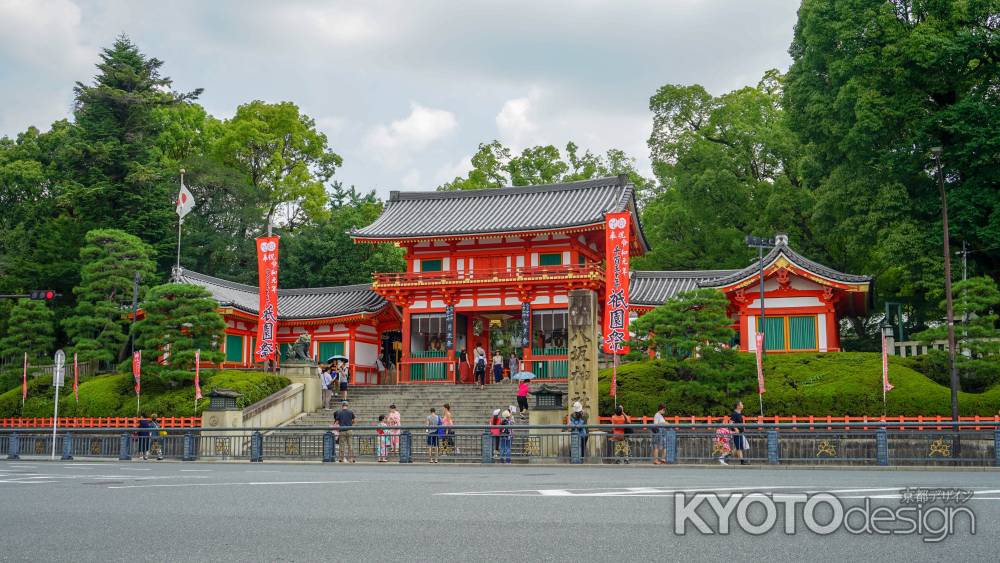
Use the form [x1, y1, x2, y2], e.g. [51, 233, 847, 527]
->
[598, 352, 1000, 417]
[0, 369, 289, 418]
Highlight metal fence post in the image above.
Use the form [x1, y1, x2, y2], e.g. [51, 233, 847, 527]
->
[767, 430, 779, 465]
[570, 432, 582, 464]
[664, 430, 677, 464]
[400, 431, 412, 463]
[61, 433, 74, 460]
[7, 434, 19, 460]
[250, 431, 263, 462]
[182, 432, 196, 462]
[994, 428, 1000, 467]
[119, 432, 131, 461]
[876, 428, 889, 466]
[481, 432, 493, 464]
[323, 431, 335, 463]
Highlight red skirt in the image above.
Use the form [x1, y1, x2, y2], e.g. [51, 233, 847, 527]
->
[459, 362, 471, 383]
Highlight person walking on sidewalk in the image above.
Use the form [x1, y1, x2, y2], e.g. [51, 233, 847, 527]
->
[609, 405, 630, 464]
[376, 415, 389, 462]
[334, 401, 356, 463]
[730, 401, 750, 465]
[651, 404, 668, 465]
[516, 379, 530, 415]
[499, 409, 513, 463]
[426, 407, 442, 463]
[386, 404, 401, 454]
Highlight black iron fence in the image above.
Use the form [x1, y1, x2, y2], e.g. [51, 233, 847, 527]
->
[1, 422, 998, 466]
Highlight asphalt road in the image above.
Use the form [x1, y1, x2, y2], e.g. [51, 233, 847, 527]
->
[1, 460, 998, 562]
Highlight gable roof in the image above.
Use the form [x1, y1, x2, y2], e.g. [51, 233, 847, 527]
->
[630, 270, 737, 306]
[352, 175, 651, 250]
[699, 236, 872, 289]
[175, 269, 389, 321]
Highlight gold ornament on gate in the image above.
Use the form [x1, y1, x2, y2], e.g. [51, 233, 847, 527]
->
[816, 440, 836, 457]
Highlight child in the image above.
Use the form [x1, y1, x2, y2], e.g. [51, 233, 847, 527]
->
[376, 414, 389, 462]
[714, 426, 732, 465]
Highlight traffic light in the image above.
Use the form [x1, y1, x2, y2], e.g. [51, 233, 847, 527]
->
[29, 290, 57, 300]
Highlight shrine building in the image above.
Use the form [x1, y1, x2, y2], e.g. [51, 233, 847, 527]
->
[182, 176, 871, 384]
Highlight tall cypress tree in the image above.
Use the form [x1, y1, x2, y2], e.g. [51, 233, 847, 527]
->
[63, 229, 156, 363]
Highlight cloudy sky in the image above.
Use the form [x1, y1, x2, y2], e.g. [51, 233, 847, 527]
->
[0, 0, 799, 197]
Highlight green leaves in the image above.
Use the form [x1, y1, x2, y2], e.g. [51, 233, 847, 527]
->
[0, 299, 56, 362]
[632, 289, 735, 360]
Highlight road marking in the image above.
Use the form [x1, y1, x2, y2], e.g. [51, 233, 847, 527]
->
[179, 469, 212, 472]
[108, 480, 362, 490]
[245, 470, 280, 473]
[118, 468, 152, 471]
[442, 485, 811, 497]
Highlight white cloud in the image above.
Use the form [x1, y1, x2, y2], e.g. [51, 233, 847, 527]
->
[432, 154, 474, 185]
[365, 102, 458, 166]
[400, 168, 421, 187]
[495, 89, 543, 150]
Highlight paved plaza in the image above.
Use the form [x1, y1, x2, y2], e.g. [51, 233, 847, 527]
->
[1, 460, 998, 562]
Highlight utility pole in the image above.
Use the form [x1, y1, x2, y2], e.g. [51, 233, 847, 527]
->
[931, 147, 959, 428]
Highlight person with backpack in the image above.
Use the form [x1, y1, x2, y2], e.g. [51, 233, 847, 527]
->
[136, 413, 152, 460]
[499, 409, 513, 463]
[609, 405, 630, 464]
[426, 407, 442, 463]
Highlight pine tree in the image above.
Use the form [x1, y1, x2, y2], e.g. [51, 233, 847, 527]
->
[131, 283, 225, 384]
[0, 299, 56, 361]
[63, 229, 156, 363]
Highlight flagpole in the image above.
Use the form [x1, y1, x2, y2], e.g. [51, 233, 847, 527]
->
[176, 169, 185, 273]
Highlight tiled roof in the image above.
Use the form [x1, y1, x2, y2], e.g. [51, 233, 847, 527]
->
[700, 237, 872, 288]
[352, 175, 650, 250]
[630, 270, 737, 306]
[176, 269, 389, 321]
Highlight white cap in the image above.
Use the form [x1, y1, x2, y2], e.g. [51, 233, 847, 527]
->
[572, 401, 583, 413]
[492, 409, 501, 416]
[502, 410, 511, 418]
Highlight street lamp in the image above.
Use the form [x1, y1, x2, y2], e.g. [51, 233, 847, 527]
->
[745, 235, 777, 354]
[930, 147, 959, 424]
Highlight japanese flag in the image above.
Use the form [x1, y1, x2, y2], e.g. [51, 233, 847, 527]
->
[176, 181, 195, 219]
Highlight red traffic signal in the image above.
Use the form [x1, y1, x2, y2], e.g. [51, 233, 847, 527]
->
[29, 290, 57, 300]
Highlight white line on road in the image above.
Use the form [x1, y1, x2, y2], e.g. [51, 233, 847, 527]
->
[108, 480, 361, 490]
[118, 468, 152, 471]
[179, 469, 212, 472]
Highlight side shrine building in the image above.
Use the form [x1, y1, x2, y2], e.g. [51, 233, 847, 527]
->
[182, 176, 872, 385]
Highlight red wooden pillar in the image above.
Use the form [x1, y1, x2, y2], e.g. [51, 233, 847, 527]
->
[348, 323, 357, 384]
[826, 309, 840, 351]
[401, 307, 411, 383]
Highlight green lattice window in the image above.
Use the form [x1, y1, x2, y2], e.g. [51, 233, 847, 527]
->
[421, 259, 443, 272]
[319, 341, 344, 362]
[225, 335, 243, 363]
[539, 253, 563, 266]
[759, 317, 785, 352]
[789, 316, 817, 350]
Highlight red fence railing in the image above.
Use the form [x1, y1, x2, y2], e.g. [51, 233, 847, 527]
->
[0, 417, 202, 429]
[595, 415, 1000, 431]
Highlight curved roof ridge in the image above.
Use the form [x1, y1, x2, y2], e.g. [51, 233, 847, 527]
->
[390, 176, 623, 201]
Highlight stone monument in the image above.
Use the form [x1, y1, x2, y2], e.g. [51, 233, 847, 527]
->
[567, 289, 599, 427]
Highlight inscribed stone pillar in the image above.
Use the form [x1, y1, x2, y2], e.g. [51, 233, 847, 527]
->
[567, 289, 599, 423]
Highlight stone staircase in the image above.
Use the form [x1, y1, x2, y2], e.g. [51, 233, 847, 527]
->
[288, 382, 567, 429]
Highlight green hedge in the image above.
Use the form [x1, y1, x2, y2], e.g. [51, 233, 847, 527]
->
[598, 352, 1000, 417]
[0, 370, 290, 417]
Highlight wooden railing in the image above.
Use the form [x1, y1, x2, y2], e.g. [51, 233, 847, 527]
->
[595, 414, 1000, 431]
[0, 416, 202, 429]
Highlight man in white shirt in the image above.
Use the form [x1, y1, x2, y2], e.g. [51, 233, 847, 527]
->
[652, 403, 668, 465]
[320, 367, 334, 409]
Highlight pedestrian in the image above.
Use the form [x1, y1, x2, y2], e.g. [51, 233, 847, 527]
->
[715, 425, 732, 465]
[489, 408, 502, 457]
[376, 414, 389, 462]
[516, 379, 530, 415]
[569, 401, 589, 454]
[338, 361, 350, 401]
[426, 407, 441, 463]
[386, 404, 401, 453]
[492, 350, 504, 384]
[508, 352, 519, 381]
[569, 408, 588, 458]
[320, 365, 334, 409]
[137, 413, 152, 460]
[442, 403, 456, 454]
[609, 405, 630, 464]
[474, 343, 487, 389]
[334, 401, 356, 463]
[149, 413, 164, 460]
[730, 401, 749, 465]
[499, 409, 513, 463]
[651, 404, 668, 464]
[458, 347, 471, 384]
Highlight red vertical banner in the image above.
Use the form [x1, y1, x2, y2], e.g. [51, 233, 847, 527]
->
[755, 333, 765, 394]
[602, 212, 631, 354]
[194, 349, 203, 401]
[73, 352, 79, 402]
[254, 236, 280, 363]
[132, 350, 142, 395]
[21, 352, 27, 401]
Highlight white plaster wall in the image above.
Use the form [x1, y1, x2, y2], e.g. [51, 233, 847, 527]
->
[355, 342, 377, 365]
[749, 296, 823, 308]
[818, 313, 828, 352]
[747, 315, 757, 351]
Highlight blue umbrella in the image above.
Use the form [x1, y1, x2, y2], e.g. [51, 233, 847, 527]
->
[512, 371, 536, 380]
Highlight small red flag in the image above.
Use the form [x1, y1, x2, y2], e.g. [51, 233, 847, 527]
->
[132, 350, 141, 396]
[21, 352, 28, 401]
[194, 349, 203, 401]
[73, 352, 79, 402]
[881, 334, 894, 393]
